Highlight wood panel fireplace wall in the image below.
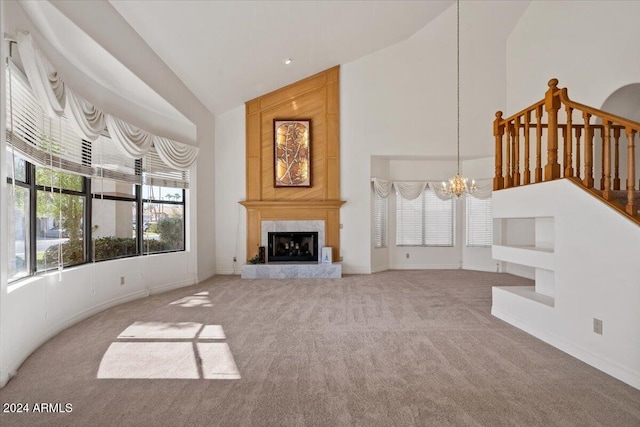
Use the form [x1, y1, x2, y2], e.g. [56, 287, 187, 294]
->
[240, 66, 345, 262]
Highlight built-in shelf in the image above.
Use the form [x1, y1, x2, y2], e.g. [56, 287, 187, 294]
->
[493, 285, 555, 308]
[492, 244, 555, 271]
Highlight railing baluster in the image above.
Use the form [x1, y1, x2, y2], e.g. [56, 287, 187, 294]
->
[514, 116, 521, 186]
[626, 127, 637, 216]
[613, 127, 621, 190]
[602, 121, 612, 200]
[583, 112, 594, 188]
[493, 78, 639, 221]
[524, 111, 531, 185]
[544, 79, 561, 181]
[493, 111, 504, 190]
[535, 105, 543, 183]
[505, 121, 512, 188]
[511, 123, 517, 186]
[565, 106, 574, 177]
[575, 127, 582, 180]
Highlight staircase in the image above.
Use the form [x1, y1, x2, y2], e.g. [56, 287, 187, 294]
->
[493, 78, 640, 225]
[490, 80, 640, 389]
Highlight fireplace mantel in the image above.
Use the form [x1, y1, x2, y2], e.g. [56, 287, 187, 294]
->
[239, 200, 345, 210]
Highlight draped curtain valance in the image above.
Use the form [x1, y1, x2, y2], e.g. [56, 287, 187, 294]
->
[372, 177, 492, 200]
[14, 30, 198, 171]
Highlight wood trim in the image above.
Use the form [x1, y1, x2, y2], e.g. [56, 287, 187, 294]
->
[240, 200, 345, 210]
[242, 67, 344, 261]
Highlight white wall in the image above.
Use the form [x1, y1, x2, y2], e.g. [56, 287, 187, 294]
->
[339, 1, 527, 273]
[214, 106, 246, 274]
[370, 157, 390, 273]
[492, 179, 640, 389]
[506, 1, 640, 114]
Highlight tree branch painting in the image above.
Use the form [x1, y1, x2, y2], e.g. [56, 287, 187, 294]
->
[274, 120, 310, 186]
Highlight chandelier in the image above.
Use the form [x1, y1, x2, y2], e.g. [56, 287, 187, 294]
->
[442, 0, 476, 198]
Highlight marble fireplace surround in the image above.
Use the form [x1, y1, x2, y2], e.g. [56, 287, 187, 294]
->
[241, 219, 341, 278]
[261, 220, 325, 260]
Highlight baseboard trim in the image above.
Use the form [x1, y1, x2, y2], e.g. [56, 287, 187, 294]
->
[389, 263, 460, 270]
[342, 267, 370, 275]
[1, 278, 197, 389]
[371, 265, 388, 274]
[148, 278, 195, 295]
[197, 269, 217, 283]
[214, 269, 239, 276]
[492, 307, 640, 390]
[463, 265, 497, 273]
[1, 289, 147, 388]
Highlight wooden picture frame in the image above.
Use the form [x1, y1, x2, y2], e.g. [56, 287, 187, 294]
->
[274, 119, 311, 187]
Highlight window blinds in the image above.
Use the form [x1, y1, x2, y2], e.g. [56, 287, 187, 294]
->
[143, 148, 190, 189]
[373, 189, 388, 248]
[6, 62, 92, 177]
[396, 188, 455, 246]
[466, 197, 493, 247]
[6, 61, 189, 189]
[92, 135, 141, 185]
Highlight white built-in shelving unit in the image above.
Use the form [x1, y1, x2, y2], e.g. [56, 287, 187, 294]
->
[493, 216, 555, 305]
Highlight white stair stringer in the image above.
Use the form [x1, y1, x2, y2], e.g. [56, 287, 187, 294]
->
[491, 179, 640, 390]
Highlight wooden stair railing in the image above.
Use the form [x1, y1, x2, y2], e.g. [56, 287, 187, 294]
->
[494, 78, 640, 219]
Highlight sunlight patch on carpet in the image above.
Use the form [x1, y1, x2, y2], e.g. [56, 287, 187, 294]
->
[98, 322, 239, 380]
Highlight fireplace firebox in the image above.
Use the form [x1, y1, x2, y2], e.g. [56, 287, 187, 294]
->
[267, 232, 318, 263]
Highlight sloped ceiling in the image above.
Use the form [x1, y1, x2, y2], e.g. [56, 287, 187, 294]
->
[109, 0, 454, 115]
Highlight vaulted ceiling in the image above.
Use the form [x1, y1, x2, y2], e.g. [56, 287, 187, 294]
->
[108, 0, 453, 115]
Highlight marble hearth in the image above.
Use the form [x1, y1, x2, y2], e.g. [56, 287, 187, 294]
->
[241, 263, 341, 279]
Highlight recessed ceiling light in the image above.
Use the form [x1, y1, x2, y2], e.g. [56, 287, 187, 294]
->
[283, 58, 292, 65]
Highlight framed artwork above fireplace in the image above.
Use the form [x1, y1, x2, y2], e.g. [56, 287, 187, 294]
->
[274, 119, 311, 187]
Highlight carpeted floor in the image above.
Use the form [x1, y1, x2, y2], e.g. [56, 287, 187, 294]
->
[1, 270, 639, 426]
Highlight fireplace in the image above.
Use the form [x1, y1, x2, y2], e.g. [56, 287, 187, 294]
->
[267, 232, 318, 263]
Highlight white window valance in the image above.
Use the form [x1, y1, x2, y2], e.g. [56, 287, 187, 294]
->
[372, 178, 493, 200]
[14, 30, 198, 170]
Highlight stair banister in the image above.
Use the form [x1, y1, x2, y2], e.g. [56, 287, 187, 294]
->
[493, 78, 640, 223]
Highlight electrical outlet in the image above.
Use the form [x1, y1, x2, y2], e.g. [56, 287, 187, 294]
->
[339, 256, 343, 261]
[120, 276, 125, 286]
[593, 318, 603, 335]
[406, 253, 410, 259]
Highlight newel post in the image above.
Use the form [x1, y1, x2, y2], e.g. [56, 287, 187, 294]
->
[544, 78, 562, 181]
[493, 111, 505, 190]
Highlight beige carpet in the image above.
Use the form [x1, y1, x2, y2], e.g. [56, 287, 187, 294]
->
[1, 270, 639, 426]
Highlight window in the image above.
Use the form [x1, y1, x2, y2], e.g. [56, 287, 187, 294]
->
[36, 179, 87, 271]
[92, 178, 139, 262]
[466, 197, 493, 247]
[142, 185, 185, 254]
[372, 190, 388, 248]
[5, 61, 189, 282]
[7, 152, 30, 281]
[396, 188, 455, 246]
